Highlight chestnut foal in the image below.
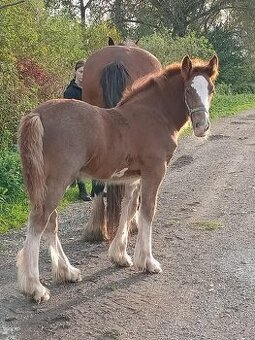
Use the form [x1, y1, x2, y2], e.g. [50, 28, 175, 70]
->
[17, 55, 218, 302]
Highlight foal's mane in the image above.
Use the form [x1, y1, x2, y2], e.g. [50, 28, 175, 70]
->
[118, 58, 217, 107]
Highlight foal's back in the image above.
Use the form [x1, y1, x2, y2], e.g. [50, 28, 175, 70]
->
[36, 99, 129, 177]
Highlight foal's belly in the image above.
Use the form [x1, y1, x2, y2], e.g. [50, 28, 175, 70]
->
[82, 166, 141, 184]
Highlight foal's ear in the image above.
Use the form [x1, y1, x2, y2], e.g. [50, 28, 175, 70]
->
[208, 54, 219, 80]
[181, 55, 192, 81]
[108, 36, 115, 46]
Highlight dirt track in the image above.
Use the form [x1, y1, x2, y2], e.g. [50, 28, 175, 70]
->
[1, 109, 255, 340]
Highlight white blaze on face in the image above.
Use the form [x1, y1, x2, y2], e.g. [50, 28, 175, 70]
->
[191, 76, 210, 113]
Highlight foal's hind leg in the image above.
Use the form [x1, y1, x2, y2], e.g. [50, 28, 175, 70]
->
[17, 209, 51, 303]
[43, 210, 82, 283]
[17, 182, 68, 302]
[108, 183, 137, 267]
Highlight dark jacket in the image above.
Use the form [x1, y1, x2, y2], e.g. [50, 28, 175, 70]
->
[63, 79, 82, 100]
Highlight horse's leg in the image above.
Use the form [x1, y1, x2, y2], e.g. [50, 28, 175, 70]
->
[106, 184, 125, 238]
[17, 209, 52, 303]
[82, 181, 108, 241]
[108, 183, 136, 267]
[17, 181, 68, 302]
[134, 164, 166, 273]
[128, 183, 140, 234]
[43, 210, 82, 283]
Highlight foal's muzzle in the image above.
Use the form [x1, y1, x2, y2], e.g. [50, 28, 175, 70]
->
[191, 109, 210, 137]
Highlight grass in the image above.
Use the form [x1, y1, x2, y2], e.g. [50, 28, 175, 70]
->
[210, 93, 255, 119]
[1, 93, 255, 234]
[191, 220, 223, 231]
[0, 183, 91, 234]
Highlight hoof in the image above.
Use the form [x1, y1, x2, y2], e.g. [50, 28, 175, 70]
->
[53, 265, 82, 283]
[109, 252, 133, 267]
[134, 254, 162, 273]
[33, 286, 50, 303]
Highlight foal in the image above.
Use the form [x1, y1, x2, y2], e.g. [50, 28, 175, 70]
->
[17, 55, 218, 302]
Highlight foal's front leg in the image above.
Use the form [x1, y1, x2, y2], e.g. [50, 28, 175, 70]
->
[134, 163, 166, 273]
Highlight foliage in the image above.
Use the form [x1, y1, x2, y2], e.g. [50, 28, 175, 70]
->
[139, 31, 215, 66]
[0, 150, 25, 203]
[206, 26, 254, 87]
[0, 1, 118, 149]
[82, 21, 121, 57]
[43, 1, 255, 92]
[0, 150, 28, 233]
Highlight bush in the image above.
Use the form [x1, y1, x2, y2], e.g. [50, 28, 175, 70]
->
[231, 83, 255, 94]
[0, 150, 25, 204]
[206, 26, 255, 90]
[139, 31, 215, 65]
[216, 83, 233, 95]
[0, 1, 120, 149]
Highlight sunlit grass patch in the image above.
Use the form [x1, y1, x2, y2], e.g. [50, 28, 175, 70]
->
[191, 220, 223, 231]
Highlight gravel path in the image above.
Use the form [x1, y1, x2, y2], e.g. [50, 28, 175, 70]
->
[1, 109, 255, 340]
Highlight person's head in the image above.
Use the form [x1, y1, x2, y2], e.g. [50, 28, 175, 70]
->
[74, 60, 84, 87]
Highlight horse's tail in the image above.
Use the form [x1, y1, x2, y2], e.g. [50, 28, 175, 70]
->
[18, 112, 46, 210]
[100, 63, 130, 238]
[100, 62, 130, 108]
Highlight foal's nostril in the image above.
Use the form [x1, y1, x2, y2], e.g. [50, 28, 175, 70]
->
[195, 122, 201, 129]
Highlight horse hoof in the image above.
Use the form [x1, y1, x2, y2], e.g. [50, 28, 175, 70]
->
[111, 254, 133, 267]
[33, 286, 50, 303]
[53, 265, 82, 283]
[109, 251, 133, 267]
[134, 254, 162, 273]
[146, 258, 162, 273]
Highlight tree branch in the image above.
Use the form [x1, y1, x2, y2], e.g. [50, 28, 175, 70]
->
[0, 0, 25, 10]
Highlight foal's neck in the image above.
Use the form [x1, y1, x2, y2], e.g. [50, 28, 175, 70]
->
[161, 73, 189, 132]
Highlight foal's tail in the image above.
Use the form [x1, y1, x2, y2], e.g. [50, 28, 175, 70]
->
[18, 112, 46, 210]
[100, 62, 130, 108]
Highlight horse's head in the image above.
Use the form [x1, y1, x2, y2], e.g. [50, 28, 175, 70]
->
[181, 55, 219, 137]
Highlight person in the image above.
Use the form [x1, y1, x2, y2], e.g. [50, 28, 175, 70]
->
[63, 60, 92, 201]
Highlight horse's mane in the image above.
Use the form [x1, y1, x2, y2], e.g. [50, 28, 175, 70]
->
[118, 63, 181, 106]
[118, 58, 218, 106]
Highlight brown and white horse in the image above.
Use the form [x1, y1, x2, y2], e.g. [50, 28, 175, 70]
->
[17, 55, 219, 302]
[82, 38, 162, 241]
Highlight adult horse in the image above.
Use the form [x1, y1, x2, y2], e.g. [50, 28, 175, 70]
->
[82, 38, 162, 241]
[17, 55, 219, 302]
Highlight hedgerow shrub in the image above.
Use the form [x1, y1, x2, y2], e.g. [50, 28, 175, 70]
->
[139, 31, 215, 65]
[0, 1, 119, 149]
